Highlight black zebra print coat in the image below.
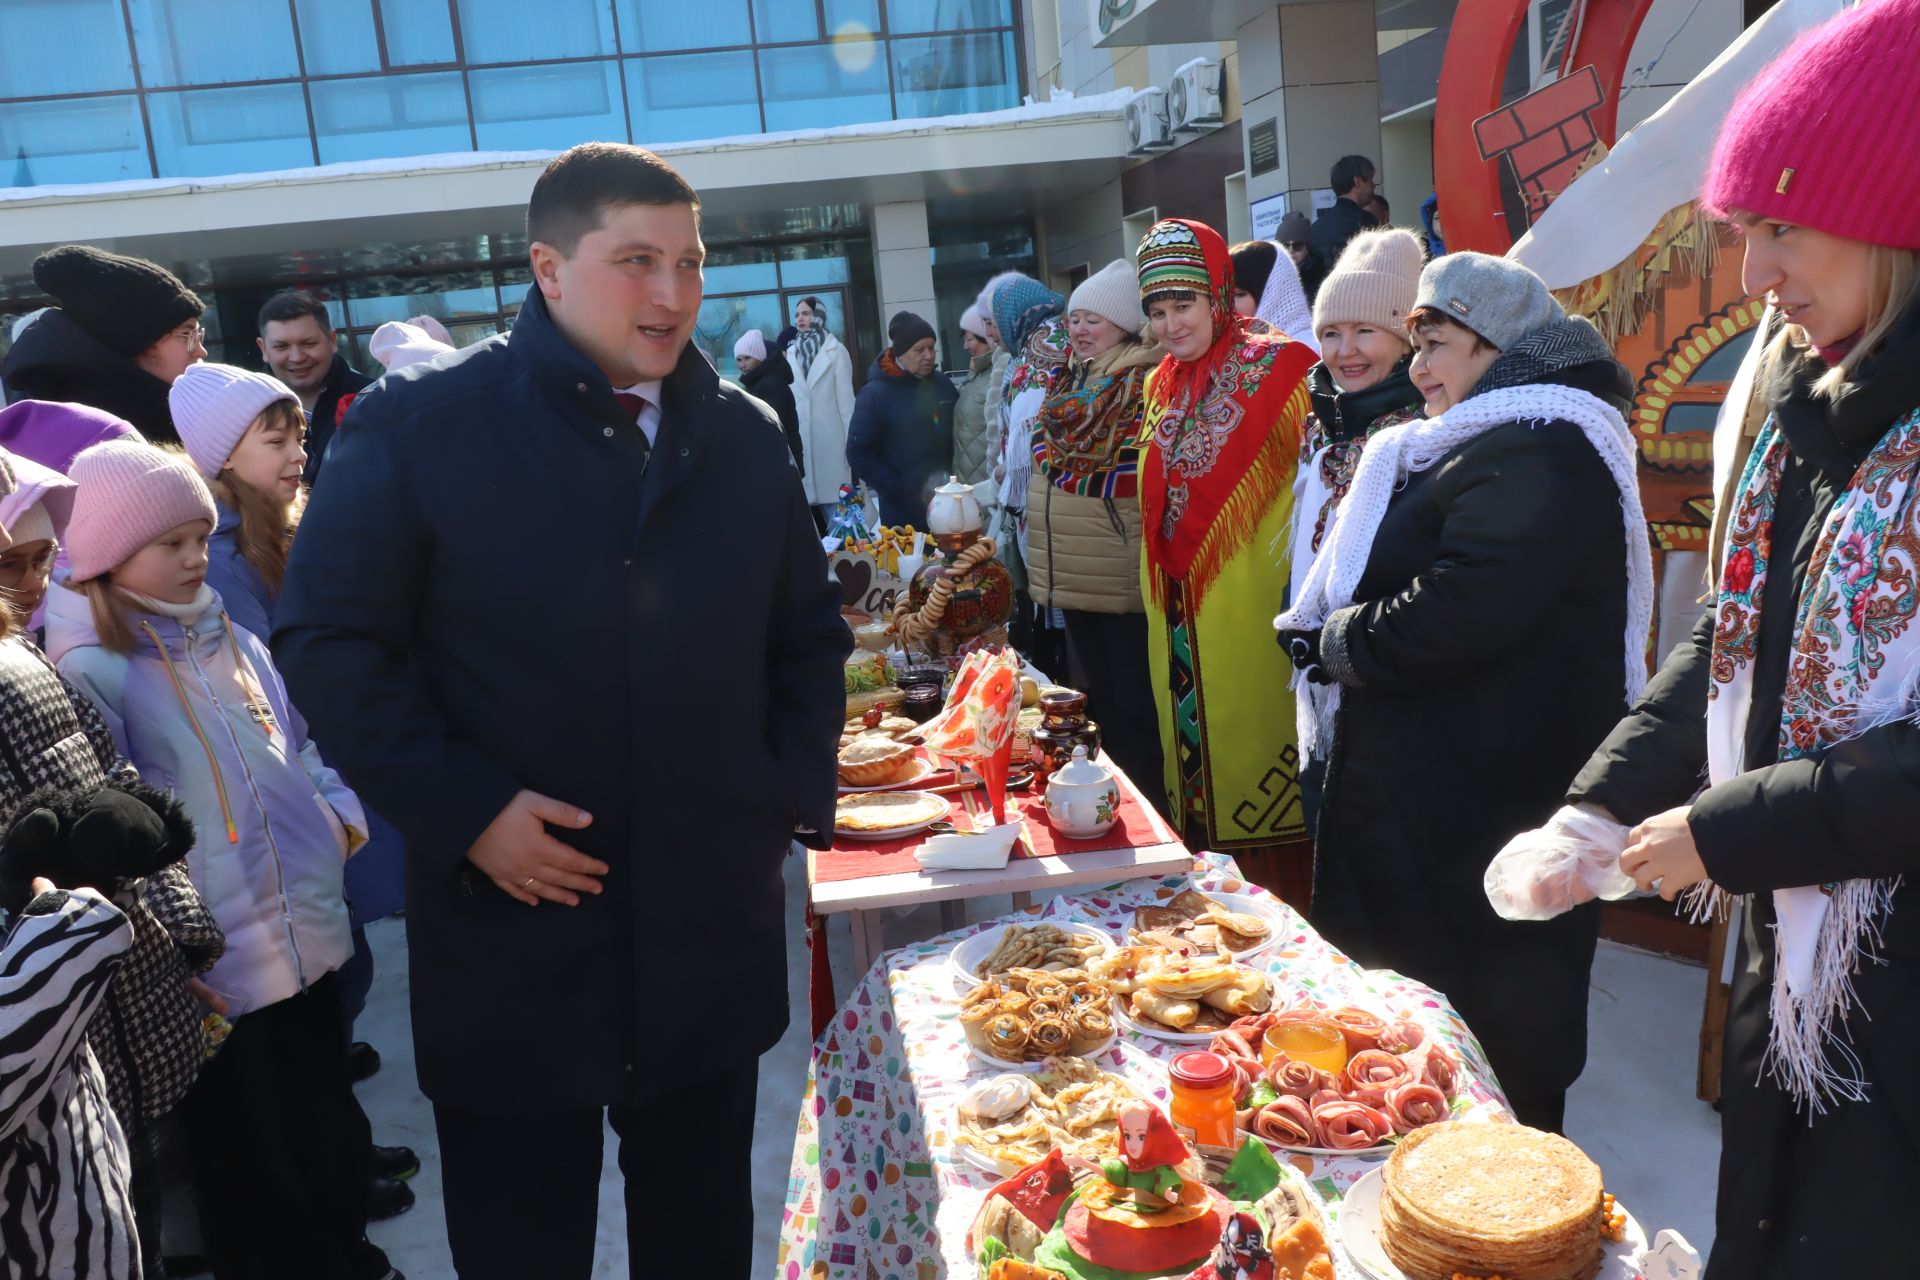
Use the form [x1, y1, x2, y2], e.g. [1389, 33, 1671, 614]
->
[0, 886, 138, 1278]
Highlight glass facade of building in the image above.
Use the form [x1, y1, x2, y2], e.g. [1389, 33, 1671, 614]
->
[0, 0, 1023, 187]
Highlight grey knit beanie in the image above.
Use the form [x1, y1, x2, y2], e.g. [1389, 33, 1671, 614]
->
[1411, 251, 1562, 351]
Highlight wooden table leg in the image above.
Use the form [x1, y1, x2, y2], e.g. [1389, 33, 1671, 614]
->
[939, 900, 963, 932]
[1010, 891, 1034, 912]
[850, 910, 883, 976]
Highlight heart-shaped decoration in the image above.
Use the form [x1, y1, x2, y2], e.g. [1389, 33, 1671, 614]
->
[833, 556, 874, 608]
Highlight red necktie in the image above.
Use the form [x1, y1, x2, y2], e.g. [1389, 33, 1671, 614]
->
[612, 392, 652, 459]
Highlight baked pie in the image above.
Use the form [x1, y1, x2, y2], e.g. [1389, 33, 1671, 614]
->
[837, 737, 917, 787]
[834, 789, 948, 833]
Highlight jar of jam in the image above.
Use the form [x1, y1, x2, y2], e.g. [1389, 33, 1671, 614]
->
[902, 683, 943, 724]
[1168, 1050, 1238, 1155]
[1159, 1059, 1236, 1159]
[1030, 688, 1101, 781]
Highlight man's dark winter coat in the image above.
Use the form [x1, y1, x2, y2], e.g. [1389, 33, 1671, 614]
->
[740, 347, 805, 475]
[303, 352, 375, 487]
[272, 287, 850, 1112]
[3, 309, 181, 444]
[845, 353, 958, 528]
[1306, 198, 1378, 278]
[1570, 304, 1920, 1279]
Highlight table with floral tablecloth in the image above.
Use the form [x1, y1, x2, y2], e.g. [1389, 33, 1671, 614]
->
[777, 853, 1513, 1280]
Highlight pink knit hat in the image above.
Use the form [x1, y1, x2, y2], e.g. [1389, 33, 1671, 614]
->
[169, 362, 299, 479]
[1702, 0, 1920, 248]
[65, 441, 217, 582]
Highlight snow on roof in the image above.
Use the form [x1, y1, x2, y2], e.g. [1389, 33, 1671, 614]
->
[0, 89, 1136, 207]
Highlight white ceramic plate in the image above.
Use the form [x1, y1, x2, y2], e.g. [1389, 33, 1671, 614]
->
[1195, 891, 1287, 962]
[1338, 1167, 1649, 1280]
[1108, 965, 1274, 1044]
[949, 922, 1116, 991]
[838, 758, 941, 794]
[948, 1059, 1151, 1178]
[966, 1029, 1116, 1074]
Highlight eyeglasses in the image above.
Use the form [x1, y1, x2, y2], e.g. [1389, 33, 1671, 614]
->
[170, 322, 206, 346]
[0, 540, 58, 583]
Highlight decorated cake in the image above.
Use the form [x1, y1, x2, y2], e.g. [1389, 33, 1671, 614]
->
[970, 1103, 1335, 1280]
[1378, 1123, 1606, 1280]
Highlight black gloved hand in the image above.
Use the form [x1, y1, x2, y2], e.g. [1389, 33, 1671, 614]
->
[1276, 628, 1332, 685]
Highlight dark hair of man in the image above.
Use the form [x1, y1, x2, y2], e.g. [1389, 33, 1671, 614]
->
[1330, 154, 1375, 198]
[1407, 306, 1496, 354]
[799, 296, 828, 324]
[257, 290, 331, 333]
[526, 142, 701, 258]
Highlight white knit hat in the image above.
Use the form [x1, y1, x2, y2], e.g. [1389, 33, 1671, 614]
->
[1068, 259, 1144, 335]
[959, 305, 990, 341]
[1311, 228, 1425, 338]
[369, 319, 455, 372]
[168, 363, 299, 479]
[7, 501, 53, 547]
[733, 328, 767, 362]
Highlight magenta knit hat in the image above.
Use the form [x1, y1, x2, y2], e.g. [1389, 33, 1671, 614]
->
[65, 441, 218, 582]
[1703, 0, 1920, 249]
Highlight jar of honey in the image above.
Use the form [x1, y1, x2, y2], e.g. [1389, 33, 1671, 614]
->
[1167, 1050, 1238, 1156]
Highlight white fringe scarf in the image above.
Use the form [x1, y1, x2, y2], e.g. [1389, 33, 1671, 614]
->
[1274, 382, 1654, 759]
[1692, 407, 1920, 1112]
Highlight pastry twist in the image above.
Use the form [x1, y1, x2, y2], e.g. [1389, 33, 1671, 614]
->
[891, 539, 998, 648]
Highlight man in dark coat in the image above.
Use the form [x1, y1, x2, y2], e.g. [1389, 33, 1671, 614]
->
[2, 245, 206, 445]
[272, 142, 849, 1280]
[1307, 155, 1380, 276]
[734, 327, 804, 473]
[255, 291, 375, 488]
[845, 310, 958, 527]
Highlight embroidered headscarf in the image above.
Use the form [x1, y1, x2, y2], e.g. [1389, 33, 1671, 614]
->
[1135, 218, 1315, 608]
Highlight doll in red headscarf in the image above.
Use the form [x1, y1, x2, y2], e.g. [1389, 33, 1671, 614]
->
[1100, 1099, 1193, 1210]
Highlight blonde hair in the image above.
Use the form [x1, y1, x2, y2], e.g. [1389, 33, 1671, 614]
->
[209, 399, 307, 596]
[1781, 244, 1920, 399]
[80, 576, 140, 655]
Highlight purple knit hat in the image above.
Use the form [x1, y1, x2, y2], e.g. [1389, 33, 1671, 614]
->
[1702, 0, 1920, 248]
[65, 441, 217, 582]
[0, 399, 141, 476]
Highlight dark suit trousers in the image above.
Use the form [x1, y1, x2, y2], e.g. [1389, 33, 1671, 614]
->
[434, 1063, 758, 1279]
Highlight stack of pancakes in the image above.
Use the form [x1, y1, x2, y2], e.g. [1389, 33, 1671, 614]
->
[1378, 1123, 1605, 1280]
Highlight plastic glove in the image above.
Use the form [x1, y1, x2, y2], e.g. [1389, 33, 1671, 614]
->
[1484, 804, 1639, 921]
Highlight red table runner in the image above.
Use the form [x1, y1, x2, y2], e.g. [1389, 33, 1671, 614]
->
[814, 763, 1174, 884]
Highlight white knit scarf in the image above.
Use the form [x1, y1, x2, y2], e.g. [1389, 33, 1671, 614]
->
[1275, 382, 1654, 758]
[1693, 407, 1920, 1112]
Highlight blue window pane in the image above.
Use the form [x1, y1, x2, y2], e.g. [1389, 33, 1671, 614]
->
[457, 0, 617, 64]
[345, 274, 498, 328]
[885, 0, 1009, 31]
[147, 84, 312, 177]
[382, 0, 458, 65]
[0, 0, 135, 98]
[891, 32, 1016, 118]
[1663, 403, 1722, 434]
[310, 73, 471, 164]
[127, 0, 301, 86]
[751, 0, 818, 43]
[758, 44, 891, 129]
[697, 293, 784, 381]
[616, 0, 750, 52]
[625, 54, 762, 144]
[470, 62, 627, 151]
[0, 96, 150, 186]
[826, 0, 882, 34]
[295, 0, 380, 75]
[704, 261, 780, 294]
[779, 252, 850, 288]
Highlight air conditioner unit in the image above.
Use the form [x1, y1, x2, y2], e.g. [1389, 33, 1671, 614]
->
[1126, 88, 1173, 155]
[1168, 60, 1224, 133]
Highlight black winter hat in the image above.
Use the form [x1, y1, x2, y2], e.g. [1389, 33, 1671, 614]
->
[887, 310, 936, 357]
[32, 244, 204, 359]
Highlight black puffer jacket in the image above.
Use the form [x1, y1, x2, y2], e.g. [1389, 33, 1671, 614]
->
[1310, 327, 1634, 1118]
[844, 352, 958, 528]
[1569, 302, 1920, 1280]
[741, 347, 805, 475]
[2, 310, 178, 444]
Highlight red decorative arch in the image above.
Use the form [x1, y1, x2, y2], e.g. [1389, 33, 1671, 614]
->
[1434, 0, 1661, 254]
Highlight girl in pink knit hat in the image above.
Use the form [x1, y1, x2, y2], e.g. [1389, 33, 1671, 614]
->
[1550, 0, 1920, 1273]
[43, 439, 400, 1280]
